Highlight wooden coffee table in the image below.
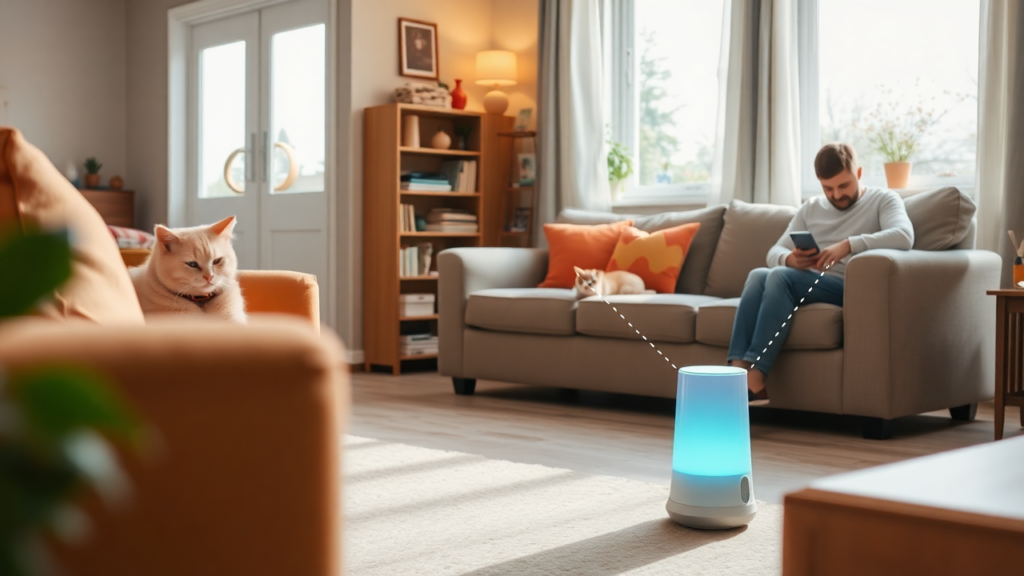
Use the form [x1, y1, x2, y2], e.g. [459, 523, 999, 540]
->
[988, 289, 1024, 440]
[783, 436, 1024, 575]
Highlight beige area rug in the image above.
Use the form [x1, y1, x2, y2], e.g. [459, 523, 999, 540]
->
[345, 436, 782, 575]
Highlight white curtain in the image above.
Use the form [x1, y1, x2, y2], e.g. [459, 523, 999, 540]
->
[710, 0, 802, 207]
[976, 0, 1021, 286]
[536, 0, 610, 245]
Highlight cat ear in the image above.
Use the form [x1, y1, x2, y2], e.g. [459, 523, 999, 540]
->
[154, 225, 178, 252]
[574, 266, 584, 277]
[210, 216, 237, 238]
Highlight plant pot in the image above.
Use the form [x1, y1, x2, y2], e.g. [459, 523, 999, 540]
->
[84, 174, 101, 188]
[884, 162, 912, 189]
[610, 179, 626, 200]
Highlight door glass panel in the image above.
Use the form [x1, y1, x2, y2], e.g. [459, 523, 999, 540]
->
[270, 24, 325, 194]
[199, 41, 247, 198]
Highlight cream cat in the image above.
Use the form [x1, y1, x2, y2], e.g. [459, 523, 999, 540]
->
[129, 216, 247, 323]
[573, 266, 653, 299]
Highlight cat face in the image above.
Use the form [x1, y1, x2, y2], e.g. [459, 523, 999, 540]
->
[573, 266, 603, 297]
[151, 216, 239, 295]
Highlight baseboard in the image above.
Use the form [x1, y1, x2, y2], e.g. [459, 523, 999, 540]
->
[346, 349, 364, 365]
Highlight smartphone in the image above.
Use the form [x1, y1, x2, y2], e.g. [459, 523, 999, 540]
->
[789, 231, 820, 254]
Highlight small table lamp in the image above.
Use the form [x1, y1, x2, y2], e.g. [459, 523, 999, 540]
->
[475, 50, 517, 115]
[666, 366, 758, 529]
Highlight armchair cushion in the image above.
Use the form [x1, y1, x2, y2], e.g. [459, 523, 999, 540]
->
[0, 128, 143, 325]
[238, 270, 320, 330]
[902, 187, 976, 251]
[704, 200, 797, 298]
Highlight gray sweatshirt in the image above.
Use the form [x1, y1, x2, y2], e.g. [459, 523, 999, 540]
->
[767, 187, 914, 279]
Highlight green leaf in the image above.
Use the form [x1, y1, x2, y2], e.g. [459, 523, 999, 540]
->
[0, 231, 72, 318]
[9, 368, 140, 448]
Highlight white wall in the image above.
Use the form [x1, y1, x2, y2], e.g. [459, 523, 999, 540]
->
[492, 0, 538, 128]
[0, 0, 127, 184]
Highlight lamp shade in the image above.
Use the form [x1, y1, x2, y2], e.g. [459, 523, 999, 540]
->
[666, 366, 757, 529]
[475, 50, 517, 86]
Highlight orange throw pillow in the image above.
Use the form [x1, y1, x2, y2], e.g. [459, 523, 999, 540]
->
[0, 128, 144, 324]
[538, 220, 634, 288]
[606, 223, 700, 293]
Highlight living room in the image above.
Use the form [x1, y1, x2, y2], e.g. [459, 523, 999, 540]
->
[1, 0, 1022, 574]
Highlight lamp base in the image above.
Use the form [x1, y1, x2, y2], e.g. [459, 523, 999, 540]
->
[666, 499, 757, 530]
[483, 89, 509, 115]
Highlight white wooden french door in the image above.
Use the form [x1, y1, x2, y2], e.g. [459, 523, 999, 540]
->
[188, 0, 329, 321]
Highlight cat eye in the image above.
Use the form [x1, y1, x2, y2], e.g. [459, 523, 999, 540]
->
[186, 261, 200, 269]
[213, 257, 223, 265]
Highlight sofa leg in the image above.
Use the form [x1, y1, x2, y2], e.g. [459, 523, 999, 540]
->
[452, 378, 477, 396]
[949, 403, 977, 422]
[861, 417, 893, 440]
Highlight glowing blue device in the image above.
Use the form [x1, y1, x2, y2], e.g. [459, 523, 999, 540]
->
[666, 366, 757, 529]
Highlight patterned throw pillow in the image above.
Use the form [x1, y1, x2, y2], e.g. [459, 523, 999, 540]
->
[606, 223, 700, 293]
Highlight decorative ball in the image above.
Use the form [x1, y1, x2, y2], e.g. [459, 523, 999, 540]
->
[109, 175, 125, 190]
[431, 130, 452, 150]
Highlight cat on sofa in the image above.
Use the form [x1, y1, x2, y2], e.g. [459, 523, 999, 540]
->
[573, 266, 653, 299]
[129, 216, 247, 323]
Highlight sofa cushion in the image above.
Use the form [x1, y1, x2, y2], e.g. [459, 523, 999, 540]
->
[695, 298, 843, 350]
[577, 293, 721, 343]
[0, 128, 144, 324]
[466, 288, 578, 336]
[538, 221, 633, 288]
[902, 187, 976, 251]
[558, 205, 726, 294]
[606, 224, 700, 293]
[703, 200, 797, 298]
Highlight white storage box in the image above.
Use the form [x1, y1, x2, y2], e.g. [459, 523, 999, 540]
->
[400, 293, 436, 317]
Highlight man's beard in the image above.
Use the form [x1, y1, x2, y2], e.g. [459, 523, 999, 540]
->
[829, 192, 861, 211]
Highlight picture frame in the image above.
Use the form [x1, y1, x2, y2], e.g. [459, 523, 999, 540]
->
[398, 18, 439, 80]
[510, 207, 532, 232]
[513, 108, 532, 131]
[516, 152, 536, 187]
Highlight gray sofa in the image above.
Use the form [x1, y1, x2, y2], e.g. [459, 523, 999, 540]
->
[438, 188, 1001, 439]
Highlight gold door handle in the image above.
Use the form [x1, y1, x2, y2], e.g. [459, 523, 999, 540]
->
[223, 148, 246, 194]
[274, 141, 299, 192]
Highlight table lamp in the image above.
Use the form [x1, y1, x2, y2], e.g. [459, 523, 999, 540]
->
[475, 50, 517, 115]
[666, 366, 758, 529]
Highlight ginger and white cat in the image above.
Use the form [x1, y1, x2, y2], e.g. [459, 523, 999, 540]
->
[573, 266, 652, 299]
[129, 216, 246, 323]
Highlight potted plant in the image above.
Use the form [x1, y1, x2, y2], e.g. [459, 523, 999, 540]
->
[83, 158, 102, 189]
[607, 139, 634, 200]
[860, 85, 965, 189]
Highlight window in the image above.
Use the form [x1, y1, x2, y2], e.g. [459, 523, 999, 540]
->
[808, 0, 980, 193]
[607, 0, 727, 203]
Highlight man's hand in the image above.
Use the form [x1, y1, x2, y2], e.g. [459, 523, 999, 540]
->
[785, 248, 820, 270]
[815, 239, 852, 270]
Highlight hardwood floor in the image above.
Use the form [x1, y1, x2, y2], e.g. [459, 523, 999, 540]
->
[349, 370, 1023, 504]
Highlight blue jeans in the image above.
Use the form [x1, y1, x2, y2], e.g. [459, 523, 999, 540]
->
[727, 267, 844, 375]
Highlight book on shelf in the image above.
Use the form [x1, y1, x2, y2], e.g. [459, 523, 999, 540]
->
[400, 204, 418, 232]
[399, 333, 438, 344]
[425, 223, 478, 233]
[399, 242, 434, 277]
[400, 171, 452, 192]
[438, 160, 477, 193]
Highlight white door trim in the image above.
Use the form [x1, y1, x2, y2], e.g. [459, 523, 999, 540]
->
[167, 0, 338, 327]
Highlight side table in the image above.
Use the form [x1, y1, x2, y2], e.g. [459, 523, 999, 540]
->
[987, 289, 1024, 440]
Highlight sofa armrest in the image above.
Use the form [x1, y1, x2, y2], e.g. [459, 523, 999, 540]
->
[0, 317, 348, 576]
[438, 248, 549, 377]
[843, 249, 1001, 419]
[238, 270, 320, 330]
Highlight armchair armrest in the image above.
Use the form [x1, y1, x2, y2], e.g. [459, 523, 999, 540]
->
[238, 270, 320, 330]
[843, 249, 1001, 419]
[438, 248, 549, 376]
[0, 317, 348, 576]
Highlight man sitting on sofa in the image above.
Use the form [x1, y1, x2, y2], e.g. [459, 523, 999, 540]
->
[728, 143, 914, 401]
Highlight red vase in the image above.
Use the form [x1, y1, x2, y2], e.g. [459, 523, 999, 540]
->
[451, 79, 467, 110]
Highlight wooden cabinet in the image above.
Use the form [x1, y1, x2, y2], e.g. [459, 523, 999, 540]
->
[362, 103, 513, 374]
[80, 189, 135, 228]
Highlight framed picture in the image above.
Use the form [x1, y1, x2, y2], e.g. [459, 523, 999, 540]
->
[517, 153, 536, 186]
[398, 18, 439, 80]
[513, 108, 532, 131]
[510, 207, 532, 232]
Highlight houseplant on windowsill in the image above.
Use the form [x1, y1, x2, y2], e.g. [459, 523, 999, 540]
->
[607, 139, 634, 200]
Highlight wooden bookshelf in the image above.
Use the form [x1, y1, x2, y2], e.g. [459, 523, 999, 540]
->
[363, 103, 512, 374]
